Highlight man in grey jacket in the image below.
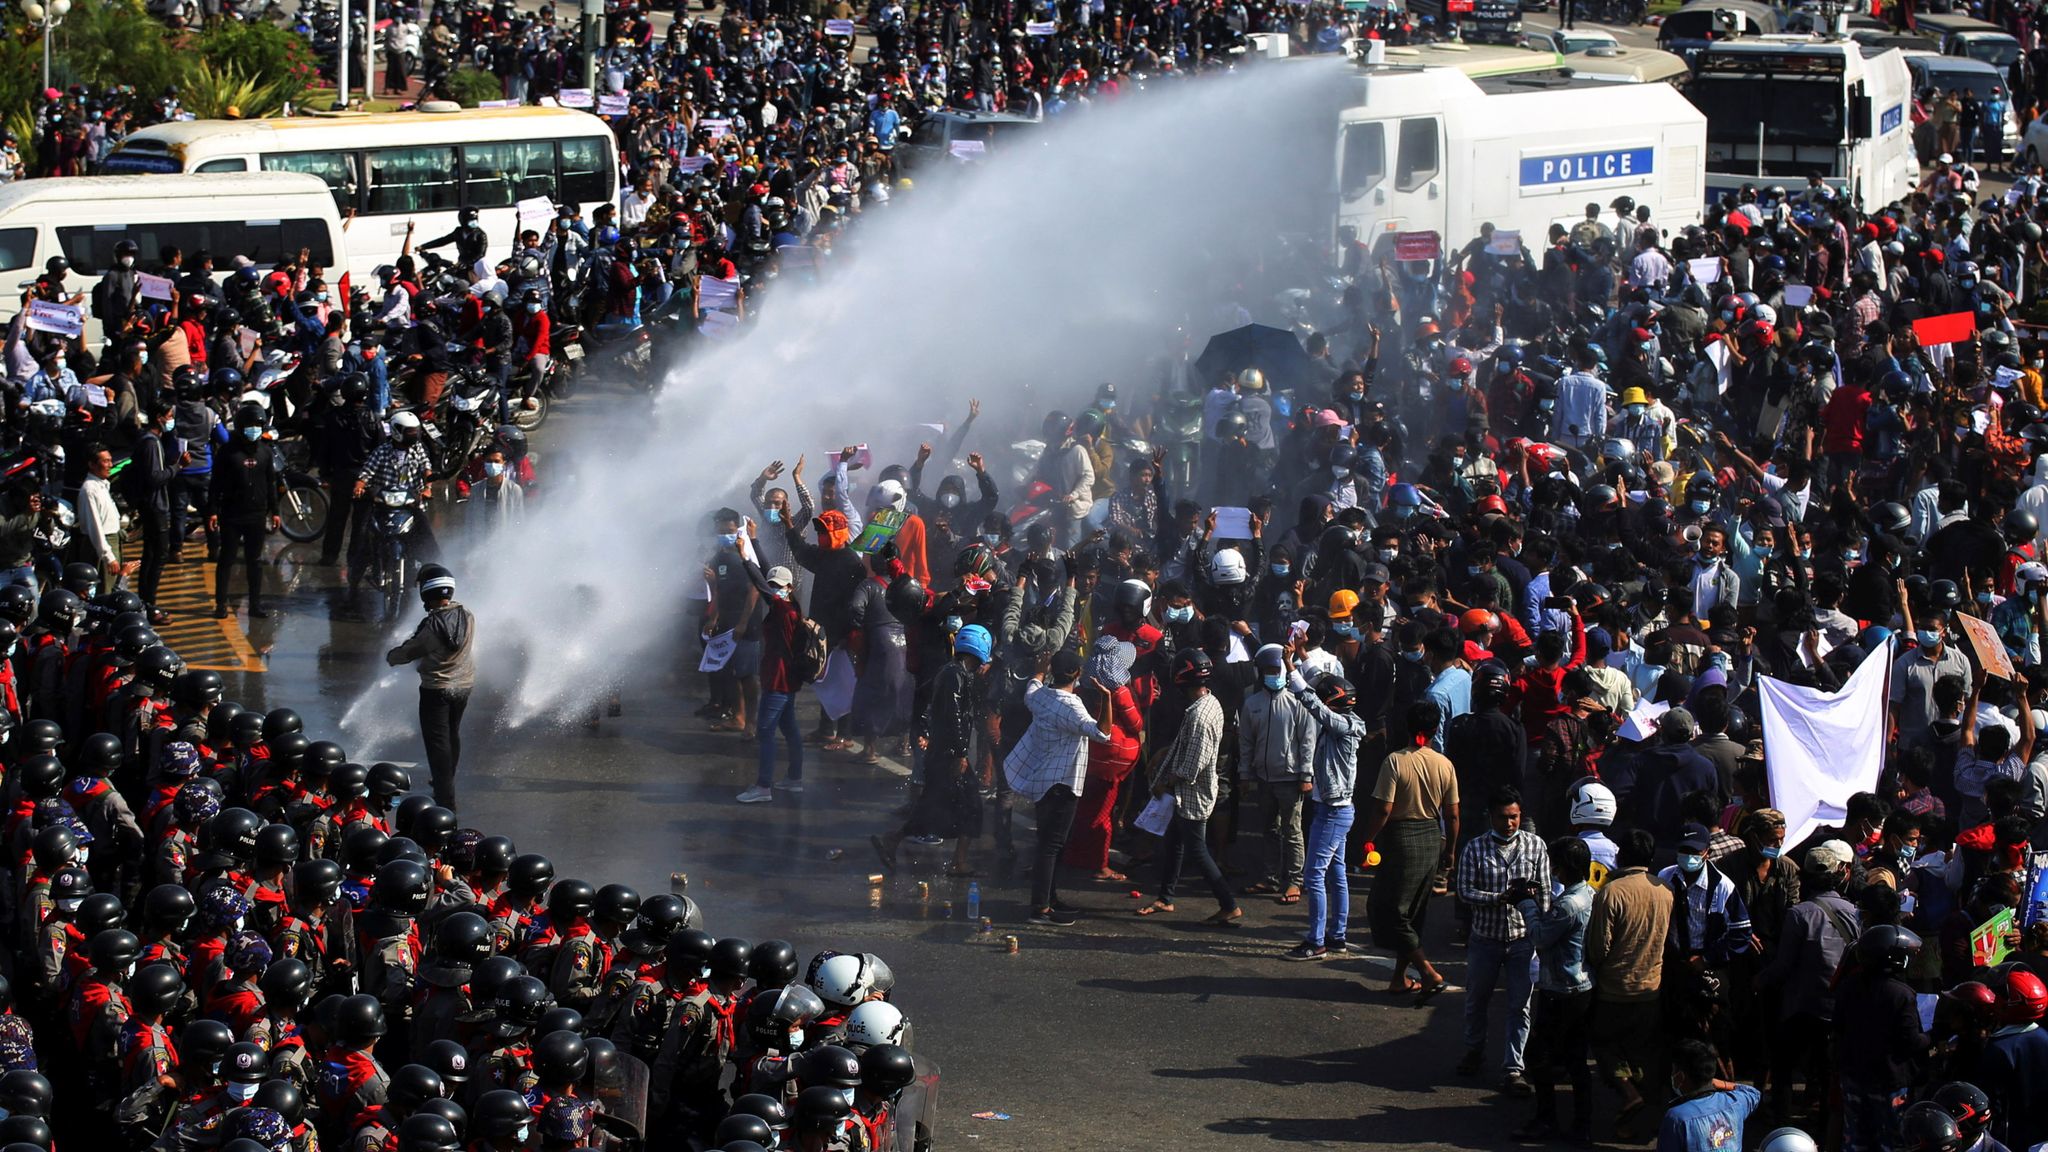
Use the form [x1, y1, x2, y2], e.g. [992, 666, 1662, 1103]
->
[387, 563, 476, 812]
[1239, 644, 1315, 902]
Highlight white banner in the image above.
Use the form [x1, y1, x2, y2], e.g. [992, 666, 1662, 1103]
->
[698, 630, 736, 672]
[597, 92, 629, 116]
[825, 17, 855, 34]
[558, 88, 593, 108]
[515, 196, 555, 231]
[1026, 19, 1057, 33]
[698, 275, 740, 310]
[700, 118, 731, 138]
[1760, 642, 1889, 850]
[23, 300, 82, 337]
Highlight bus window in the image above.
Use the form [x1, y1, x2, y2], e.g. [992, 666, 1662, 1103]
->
[262, 151, 360, 212]
[365, 146, 461, 214]
[461, 140, 559, 209]
[1396, 117, 1440, 192]
[57, 220, 334, 274]
[195, 158, 249, 173]
[0, 228, 35, 273]
[559, 137, 614, 204]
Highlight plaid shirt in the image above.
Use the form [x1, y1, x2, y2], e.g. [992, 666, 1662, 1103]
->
[1456, 828, 1551, 942]
[356, 439, 432, 495]
[1152, 693, 1224, 821]
[1001, 679, 1104, 803]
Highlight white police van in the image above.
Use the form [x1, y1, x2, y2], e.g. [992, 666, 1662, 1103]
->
[1334, 65, 1706, 262]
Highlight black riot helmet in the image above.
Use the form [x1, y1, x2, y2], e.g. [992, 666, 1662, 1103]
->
[507, 853, 554, 900]
[532, 1030, 588, 1087]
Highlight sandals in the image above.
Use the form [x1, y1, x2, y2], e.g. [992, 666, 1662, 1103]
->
[1277, 887, 1302, 905]
[1207, 907, 1244, 926]
[1415, 977, 1450, 1002]
[1134, 900, 1176, 917]
[1090, 869, 1128, 882]
[1385, 980, 1424, 996]
[1243, 881, 1280, 895]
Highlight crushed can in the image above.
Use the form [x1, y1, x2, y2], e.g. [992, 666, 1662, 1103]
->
[1004, 935, 1020, 954]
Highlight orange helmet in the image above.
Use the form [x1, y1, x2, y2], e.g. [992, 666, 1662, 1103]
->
[1476, 494, 1509, 517]
[1327, 590, 1359, 620]
[1460, 609, 1497, 635]
[1416, 319, 1442, 339]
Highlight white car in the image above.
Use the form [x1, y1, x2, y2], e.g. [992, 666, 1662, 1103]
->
[1521, 27, 1620, 55]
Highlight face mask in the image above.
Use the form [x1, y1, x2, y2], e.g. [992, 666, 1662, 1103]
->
[315, 292, 330, 303]
[1689, 500, 1712, 516]
[119, 255, 134, 268]
[1898, 844, 1918, 864]
[718, 532, 739, 546]
[1165, 605, 1195, 624]
[527, 302, 543, 314]
[1270, 563, 1290, 578]
[942, 615, 962, 634]
[764, 507, 783, 524]
[1844, 549, 1863, 565]
[241, 426, 262, 441]
[1916, 629, 1940, 648]
[160, 414, 176, 430]
[56, 897, 82, 914]
[1978, 591, 1995, 605]
[226, 1081, 259, 1104]
[1402, 649, 1425, 663]
[1347, 389, 1365, 401]
[513, 1123, 532, 1145]
[1262, 673, 1284, 691]
[1099, 400, 1116, 412]
[1491, 828, 1516, 843]
[484, 462, 507, 479]
[1467, 565, 1484, 578]
[840, 1087, 857, 1107]
[787, 1028, 804, 1050]
[1679, 853, 1705, 874]
[981, 533, 1002, 547]
[1380, 549, 1399, 562]
[1759, 845, 1782, 859]
[1754, 545, 1773, 561]
[1711, 652, 1732, 673]
[939, 492, 961, 509]
[49, 358, 63, 372]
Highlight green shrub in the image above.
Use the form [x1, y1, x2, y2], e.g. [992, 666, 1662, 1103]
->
[189, 19, 318, 110]
[441, 66, 505, 108]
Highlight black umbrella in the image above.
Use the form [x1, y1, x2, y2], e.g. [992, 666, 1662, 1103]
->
[1192, 323, 1315, 392]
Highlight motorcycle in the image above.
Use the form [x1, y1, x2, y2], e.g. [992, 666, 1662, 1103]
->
[411, 362, 499, 482]
[277, 468, 329, 544]
[365, 487, 424, 618]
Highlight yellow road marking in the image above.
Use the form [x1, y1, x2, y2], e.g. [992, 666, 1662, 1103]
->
[152, 559, 265, 673]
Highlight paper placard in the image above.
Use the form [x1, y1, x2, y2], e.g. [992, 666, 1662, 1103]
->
[1393, 230, 1441, 261]
[675, 155, 714, 173]
[700, 118, 731, 138]
[1912, 310, 1977, 348]
[947, 139, 985, 158]
[1972, 906, 2016, 967]
[1211, 505, 1254, 540]
[1687, 256, 1723, 285]
[698, 275, 740, 310]
[1616, 699, 1670, 743]
[1026, 19, 1057, 33]
[1705, 338, 1733, 395]
[699, 630, 736, 672]
[1134, 793, 1174, 836]
[1781, 283, 1814, 308]
[238, 327, 261, 358]
[597, 92, 629, 116]
[79, 383, 108, 408]
[814, 649, 856, 718]
[1485, 229, 1521, 256]
[23, 300, 82, 337]
[515, 196, 555, 230]
[136, 273, 175, 301]
[700, 309, 740, 338]
[558, 88, 593, 108]
[1956, 611, 2017, 680]
[825, 17, 855, 34]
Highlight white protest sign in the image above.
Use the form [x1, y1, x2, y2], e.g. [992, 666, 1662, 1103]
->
[947, 139, 985, 158]
[515, 196, 555, 231]
[675, 155, 714, 173]
[136, 273, 175, 302]
[1211, 506, 1254, 540]
[700, 309, 741, 338]
[79, 383, 109, 408]
[698, 275, 741, 311]
[1762, 644, 1890, 849]
[24, 300, 82, 337]
[700, 118, 731, 138]
[597, 92, 629, 116]
[1781, 283, 1815, 308]
[1687, 256, 1723, 285]
[558, 88, 593, 108]
[1705, 338, 1733, 395]
[1026, 19, 1058, 33]
[825, 17, 855, 34]
[699, 630, 737, 672]
[1485, 229, 1521, 256]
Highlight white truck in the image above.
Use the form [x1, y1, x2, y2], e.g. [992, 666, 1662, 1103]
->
[1334, 65, 1707, 261]
[1687, 37, 1918, 211]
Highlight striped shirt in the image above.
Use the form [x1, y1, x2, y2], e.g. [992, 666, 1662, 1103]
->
[1001, 680, 1105, 803]
[1153, 693, 1224, 821]
[1456, 828, 1551, 942]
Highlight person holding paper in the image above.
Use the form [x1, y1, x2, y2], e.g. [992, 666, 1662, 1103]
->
[1137, 648, 1241, 926]
[1003, 648, 1109, 927]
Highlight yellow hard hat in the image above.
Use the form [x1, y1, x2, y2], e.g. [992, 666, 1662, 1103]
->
[1621, 387, 1649, 407]
[1328, 589, 1359, 620]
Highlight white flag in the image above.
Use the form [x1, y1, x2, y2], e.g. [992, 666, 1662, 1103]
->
[1760, 642, 1890, 850]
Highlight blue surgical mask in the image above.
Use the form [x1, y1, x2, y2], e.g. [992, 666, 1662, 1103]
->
[1262, 673, 1283, 690]
[981, 533, 1002, 547]
[1898, 844, 1918, 864]
[241, 426, 262, 441]
[1978, 591, 1995, 605]
[1754, 546, 1773, 561]
[943, 615, 962, 632]
[1679, 853, 1705, 875]
[527, 302, 543, 314]
[1270, 562, 1291, 578]
[1165, 605, 1195, 624]
[718, 532, 739, 546]
[1689, 500, 1712, 516]
[1626, 403, 1646, 417]
[1759, 845, 1782, 859]
[766, 508, 782, 523]
[1402, 649, 1425, 662]
[1915, 629, 1940, 648]
[484, 462, 507, 478]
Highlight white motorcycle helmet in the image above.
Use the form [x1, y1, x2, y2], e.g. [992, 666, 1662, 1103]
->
[809, 952, 872, 1009]
[845, 1000, 907, 1049]
[1567, 779, 1617, 827]
[868, 479, 907, 514]
[1759, 1128, 1818, 1152]
[1209, 548, 1247, 586]
[391, 411, 422, 431]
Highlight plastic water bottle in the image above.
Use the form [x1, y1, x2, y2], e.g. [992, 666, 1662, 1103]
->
[966, 881, 981, 926]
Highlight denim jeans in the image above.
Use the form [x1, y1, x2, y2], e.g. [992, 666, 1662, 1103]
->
[1301, 801, 1355, 947]
[755, 691, 803, 788]
[1464, 933, 1538, 1072]
[1158, 813, 1235, 911]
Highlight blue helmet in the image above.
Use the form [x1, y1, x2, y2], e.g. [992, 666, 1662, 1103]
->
[953, 624, 992, 663]
[1388, 482, 1423, 508]
[594, 226, 620, 247]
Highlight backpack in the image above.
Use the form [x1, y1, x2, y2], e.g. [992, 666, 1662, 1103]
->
[788, 617, 829, 686]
